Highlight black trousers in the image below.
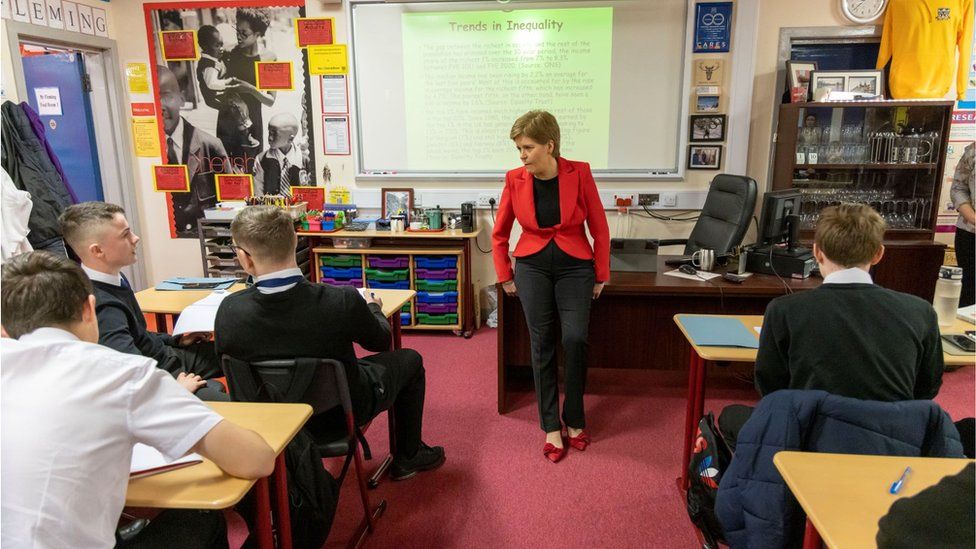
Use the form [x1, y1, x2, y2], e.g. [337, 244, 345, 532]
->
[307, 348, 426, 459]
[171, 342, 229, 402]
[515, 241, 596, 432]
[956, 228, 975, 307]
[116, 510, 228, 549]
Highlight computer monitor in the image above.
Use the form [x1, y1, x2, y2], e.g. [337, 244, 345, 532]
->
[758, 189, 803, 248]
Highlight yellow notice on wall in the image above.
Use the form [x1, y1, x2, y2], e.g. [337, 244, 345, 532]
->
[308, 44, 348, 75]
[126, 63, 149, 94]
[132, 116, 161, 157]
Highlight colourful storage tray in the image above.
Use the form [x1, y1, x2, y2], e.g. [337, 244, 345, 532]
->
[416, 302, 457, 314]
[415, 279, 457, 292]
[415, 256, 457, 269]
[416, 291, 458, 304]
[416, 312, 458, 325]
[368, 256, 409, 269]
[366, 280, 410, 290]
[400, 313, 412, 326]
[320, 277, 363, 288]
[320, 266, 362, 279]
[365, 268, 409, 282]
[414, 268, 457, 280]
[320, 255, 361, 267]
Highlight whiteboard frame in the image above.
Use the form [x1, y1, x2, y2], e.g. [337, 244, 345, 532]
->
[346, 0, 698, 181]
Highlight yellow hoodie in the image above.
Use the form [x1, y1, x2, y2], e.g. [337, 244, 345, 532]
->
[876, 0, 974, 99]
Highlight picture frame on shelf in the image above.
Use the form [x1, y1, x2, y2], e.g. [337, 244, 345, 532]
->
[694, 94, 721, 113]
[689, 114, 726, 142]
[694, 58, 724, 85]
[809, 69, 885, 99]
[786, 60, 817, 102]
[381, 188, 414, 221]
[688, 145, 722, 169]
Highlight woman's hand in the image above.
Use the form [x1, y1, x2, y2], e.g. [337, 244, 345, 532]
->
[592, 282, 605, 299]
[502, 280, 517, 296]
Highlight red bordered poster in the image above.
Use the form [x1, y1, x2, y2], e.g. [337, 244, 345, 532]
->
[215, 174, 254, 201]
[131, 102, 155, 117]
[255, 61, 294, 90]
[159, 30, 198, 60]
[152, 165, 190, 192]
[290, 185, 325, 210]
[294, 17, 334, 48]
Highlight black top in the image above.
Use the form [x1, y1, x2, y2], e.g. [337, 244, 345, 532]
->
[533, 175, 560, 228]
[214, 281, 391, 419]
[755, 283, 944, 401]
[91, 280, 180, 373]
[195, 56, 221, 111]
[876, 462, 974, 548]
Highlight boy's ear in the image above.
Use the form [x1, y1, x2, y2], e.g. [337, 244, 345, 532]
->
[870, 244, 885, 266]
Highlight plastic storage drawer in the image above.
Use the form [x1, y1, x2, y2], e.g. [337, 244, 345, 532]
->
[416, 291, 458, 304]
[365, 280, 410, 290]
[365, 268, 408, 282]
[367, 256, 409, 269]
[414, 268, 457, 280]
[416, 312, 458, 325]
[320, 266, 362, 279]
[415, 279, 457, 292]
[415, 256, 457, 269]
[416, 302, 458, 314]
[320, 255, 362, 267]
[400, 312, 412, 326]
[320, 277, 363, 288]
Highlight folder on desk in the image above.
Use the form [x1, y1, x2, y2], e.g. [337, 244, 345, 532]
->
[680, 316, 760, 348]
[130, 443, 202, 479]
[155, 277, 237, 291]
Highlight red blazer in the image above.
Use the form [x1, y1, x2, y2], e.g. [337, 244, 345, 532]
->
[492, 157, 610, 283]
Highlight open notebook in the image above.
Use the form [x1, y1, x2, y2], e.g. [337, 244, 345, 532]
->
[130, 443, 203, 479]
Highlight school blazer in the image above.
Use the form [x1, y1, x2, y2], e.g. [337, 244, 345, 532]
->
[492, 157, 610, 283]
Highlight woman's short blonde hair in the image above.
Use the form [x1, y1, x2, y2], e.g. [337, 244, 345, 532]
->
[510, 110, 561, 158]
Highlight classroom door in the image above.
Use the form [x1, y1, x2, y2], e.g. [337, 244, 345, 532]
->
[21, 49, 104, 202]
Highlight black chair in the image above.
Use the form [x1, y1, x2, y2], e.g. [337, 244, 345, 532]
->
[221, 356, 386, 548]
[659, 174, 758, 256]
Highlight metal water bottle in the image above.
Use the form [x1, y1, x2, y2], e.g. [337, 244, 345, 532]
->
[934, 266, 963, 327]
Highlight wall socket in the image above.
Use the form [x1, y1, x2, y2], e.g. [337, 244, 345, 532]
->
[477, 193, 500, 208]
[660, 192, 678, 207]
[638, 193, 660, 206]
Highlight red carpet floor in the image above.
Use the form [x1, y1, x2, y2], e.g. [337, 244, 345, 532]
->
[230, 327, 975, 548]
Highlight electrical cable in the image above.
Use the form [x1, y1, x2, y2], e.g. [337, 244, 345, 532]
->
[475, 200, 496, 254]
[696, 272, 726, 312]
[637, 205, 700, 222]
[768, 245, 793, 295]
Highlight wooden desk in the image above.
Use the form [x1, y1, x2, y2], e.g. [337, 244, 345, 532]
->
[673, 314, 976, 488]
[127, 402, 312, 549]
[497, 256, 821, 413]
[774, 451, 973, 549]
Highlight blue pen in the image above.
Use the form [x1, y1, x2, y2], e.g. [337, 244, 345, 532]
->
[889, 466, 911, 494]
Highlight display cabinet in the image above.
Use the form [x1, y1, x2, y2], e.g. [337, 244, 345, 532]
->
[771, 100, 953, 299]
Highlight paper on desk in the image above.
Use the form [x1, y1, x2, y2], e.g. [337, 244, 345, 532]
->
[680, 316, 759, 348]
[754, 326, 762, 335]
[662, 269, 722, 282]
[130, 443, 202, 479]
[172, 291, 230, 336]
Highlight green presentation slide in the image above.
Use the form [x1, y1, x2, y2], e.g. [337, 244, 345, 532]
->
[402, 8, 613, 171]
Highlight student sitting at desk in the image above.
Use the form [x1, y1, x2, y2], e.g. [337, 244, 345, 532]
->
[0, 251, 275, 549]
[719, 204, 945, 449]
[59, 202, 228, 401]
[214, 206, 446, 480]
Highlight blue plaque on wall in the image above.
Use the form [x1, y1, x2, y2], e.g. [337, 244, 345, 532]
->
[694, 2, 732, 53]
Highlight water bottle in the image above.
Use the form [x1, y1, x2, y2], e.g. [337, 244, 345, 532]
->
[934, 266, 963, 327]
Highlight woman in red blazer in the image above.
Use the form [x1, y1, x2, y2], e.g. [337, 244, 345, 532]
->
[492, 110, 610, 463]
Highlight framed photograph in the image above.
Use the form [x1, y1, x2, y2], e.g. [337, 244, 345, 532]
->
[809, 69, 885, 99]
[694, 58, 724, 85]
[786, 60, 817, 102]
[688, 145, 722, 170]
[694, 94, 721, 113]
[690, 114, 726, 142]
[381, 188, 414, 220]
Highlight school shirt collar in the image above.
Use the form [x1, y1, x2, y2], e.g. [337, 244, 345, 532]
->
[200, 53, 220, 63]
[822, 267, 873, 285]
[81, 264, 123, 287]
[254, 267, 304, 294]
[18, 327, 80, 343]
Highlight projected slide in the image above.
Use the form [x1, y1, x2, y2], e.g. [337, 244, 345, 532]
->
[401, 8, 613, 170]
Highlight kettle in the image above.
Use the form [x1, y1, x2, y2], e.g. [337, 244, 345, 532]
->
[426, 205, 443, 230]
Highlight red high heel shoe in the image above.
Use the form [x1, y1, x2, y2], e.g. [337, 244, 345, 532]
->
[543, 442, 567, 463]
[567, 430, 591, 451]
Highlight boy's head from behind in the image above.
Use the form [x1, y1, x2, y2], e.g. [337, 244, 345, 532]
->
[813, 203, 886, 271]
[1, 251, 97, 341]
[198, 25, 224, 56]
[230, 206, 298, 274]
[59, 202, 141, 271]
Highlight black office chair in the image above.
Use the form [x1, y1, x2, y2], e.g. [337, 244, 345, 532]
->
[659, 174, 758, 256]
[221, 356, 386, 548]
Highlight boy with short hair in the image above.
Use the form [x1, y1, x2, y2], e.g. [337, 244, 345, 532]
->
[719, 204, 945, 447]
[59, 202, 226, 400]
[252, 113, 306, 196]
[0, 251, 275, 548]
